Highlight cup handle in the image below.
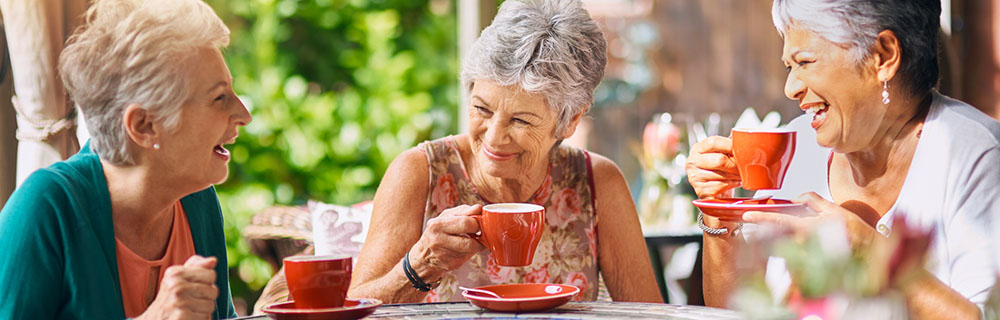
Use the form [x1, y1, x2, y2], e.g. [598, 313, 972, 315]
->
[470, 215, 489, 248]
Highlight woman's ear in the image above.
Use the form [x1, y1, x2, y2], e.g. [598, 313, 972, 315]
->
[122, 104, 159, 149]
[873, 29, 902, 82]
[559, 109, 587, 139]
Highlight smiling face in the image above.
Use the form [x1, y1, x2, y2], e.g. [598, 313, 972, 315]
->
[467, 80, 564, 180]
[155, 47, 251, 187]
[782, 27, 884, 152]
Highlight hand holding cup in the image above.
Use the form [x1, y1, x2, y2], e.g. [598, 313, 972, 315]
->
[406, 204, 486, 278]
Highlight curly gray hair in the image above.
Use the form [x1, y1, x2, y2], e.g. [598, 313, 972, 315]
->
[771, 0, 940, 97]
[59, 0, 230, 165]
[461, 0, 607, 138]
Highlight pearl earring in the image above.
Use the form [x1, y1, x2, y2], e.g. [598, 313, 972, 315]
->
[882, 81, 890, 105]
[153, 143, 160, 150]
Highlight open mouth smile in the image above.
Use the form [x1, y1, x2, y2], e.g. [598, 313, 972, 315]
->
[802, 102, 829, 129]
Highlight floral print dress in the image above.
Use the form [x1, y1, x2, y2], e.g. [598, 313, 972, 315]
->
[419, 136, 599, 302]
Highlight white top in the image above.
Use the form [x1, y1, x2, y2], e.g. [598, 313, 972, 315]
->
[752, 92, 1000, 308]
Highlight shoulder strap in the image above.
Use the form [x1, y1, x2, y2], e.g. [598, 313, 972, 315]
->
[584, 151, 597, 215]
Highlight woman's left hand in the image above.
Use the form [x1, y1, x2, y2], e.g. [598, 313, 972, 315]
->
[742, 192, 879, 250]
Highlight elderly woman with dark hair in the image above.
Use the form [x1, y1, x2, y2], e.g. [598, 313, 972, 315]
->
[687, 0, 1000, 318]
[0, 0, 251, 318]
[349, 0, 661, 303]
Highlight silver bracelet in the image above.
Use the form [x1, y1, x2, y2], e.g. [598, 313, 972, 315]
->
[697, 212, 743, 236]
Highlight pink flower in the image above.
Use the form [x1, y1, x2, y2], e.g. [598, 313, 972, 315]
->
[486, 253, 517, 283]
[563, 272, 589, 301]
[885, 214, 933, 289]
[642, 115, 681, 162]
[431, 174, 459, 210]
[548, 188, 581, 229]
[585, 224, 597, 258]
[531, 174, 553, 205]
[788, 294, 842, 320]
[524, 264, 551, 283]
[423, 289, 441, 303]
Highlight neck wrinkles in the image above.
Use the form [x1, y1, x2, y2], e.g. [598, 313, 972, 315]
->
[843, 92, 931, 184]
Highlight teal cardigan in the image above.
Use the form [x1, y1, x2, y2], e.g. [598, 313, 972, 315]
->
[0, 143, 237, 319]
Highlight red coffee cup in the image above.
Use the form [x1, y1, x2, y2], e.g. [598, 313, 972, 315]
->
[283, 255, 352, 309]
[473, 203, 546, 267]
[731, 128, 796, 190]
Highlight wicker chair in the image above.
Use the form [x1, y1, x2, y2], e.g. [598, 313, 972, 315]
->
[241, 205, 314, 314]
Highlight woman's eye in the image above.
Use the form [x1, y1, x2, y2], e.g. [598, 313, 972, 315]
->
[214, 94, 226, 102]
[512, 118, 531, 125]
[475, 106, 492, 115]
[785, 60, 811, 73]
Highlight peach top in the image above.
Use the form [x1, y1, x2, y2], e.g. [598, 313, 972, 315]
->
[115, 201, 196, 318]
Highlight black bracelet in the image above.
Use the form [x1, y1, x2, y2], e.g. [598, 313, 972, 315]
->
[403, 251, 440, 292]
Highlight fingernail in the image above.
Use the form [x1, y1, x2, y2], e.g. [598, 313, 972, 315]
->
[742, 212, 756, 221]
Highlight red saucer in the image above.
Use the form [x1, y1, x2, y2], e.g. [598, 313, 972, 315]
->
[693, 198, 806, 222]
[261, 299, 381, 320]
[462, 283, 579, 312]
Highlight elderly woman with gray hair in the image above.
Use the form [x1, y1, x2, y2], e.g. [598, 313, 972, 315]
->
[0, 0, 251, 318]
[349, 0, 661, 303]
[687, 0, 1000, 318]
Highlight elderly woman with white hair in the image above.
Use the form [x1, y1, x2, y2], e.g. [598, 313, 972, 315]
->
[687, 0, 1000, 318]
[0, 0, 251, 318]
[349, 0, 661, 303]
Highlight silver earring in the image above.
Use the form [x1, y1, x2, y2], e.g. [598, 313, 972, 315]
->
[153, 143, 160, 150]
[882, 81, 890, 105]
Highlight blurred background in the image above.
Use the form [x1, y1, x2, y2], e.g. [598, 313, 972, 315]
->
[1, 0, 999, 313]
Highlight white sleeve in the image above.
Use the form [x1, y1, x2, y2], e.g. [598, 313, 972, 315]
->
[943, 145, 1000, 307]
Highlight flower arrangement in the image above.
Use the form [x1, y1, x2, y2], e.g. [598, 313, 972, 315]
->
[732, 215, 932, 319]
[634, 112, 691, 228]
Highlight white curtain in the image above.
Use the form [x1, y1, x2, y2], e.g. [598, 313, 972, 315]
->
[0, 0, 86, 186]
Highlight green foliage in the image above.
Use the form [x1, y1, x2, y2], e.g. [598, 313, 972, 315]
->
[204, 0, 458, 308]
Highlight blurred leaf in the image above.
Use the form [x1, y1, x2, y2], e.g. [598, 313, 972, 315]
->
[205, 0, 457, 310]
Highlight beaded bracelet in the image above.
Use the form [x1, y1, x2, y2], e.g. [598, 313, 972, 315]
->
[697, 212, 743, 236]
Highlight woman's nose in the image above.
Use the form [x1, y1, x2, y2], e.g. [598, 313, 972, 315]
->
[232, 96, 252, 126]
[784, 72, 805, 101]
[484, 118, 510, 145]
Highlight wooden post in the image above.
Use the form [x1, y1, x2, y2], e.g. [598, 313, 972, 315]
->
[955, 0, 1000, 119]
[0, 23, 15, 207]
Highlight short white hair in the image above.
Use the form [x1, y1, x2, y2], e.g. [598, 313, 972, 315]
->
[461, 0, 607, 138]
[771, 0, 940, 96]
[59, 0, 230, 165]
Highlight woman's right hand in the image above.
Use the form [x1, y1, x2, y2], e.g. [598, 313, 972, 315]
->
[408, 204, 485, 274]
[685, 136, 742, 198]
[136, 255, 219, 320]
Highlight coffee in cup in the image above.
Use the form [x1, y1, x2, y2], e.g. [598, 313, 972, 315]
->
[473, 203, 546, 267]
[731, 128, 796, 190]
[283, 255, 352, 309]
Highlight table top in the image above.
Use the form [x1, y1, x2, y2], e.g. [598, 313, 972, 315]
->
[367, 301, 741, 319]
[236, 301, 742, 320]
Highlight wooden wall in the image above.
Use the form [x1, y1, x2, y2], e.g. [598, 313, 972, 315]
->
[588, 0, 794, 182]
